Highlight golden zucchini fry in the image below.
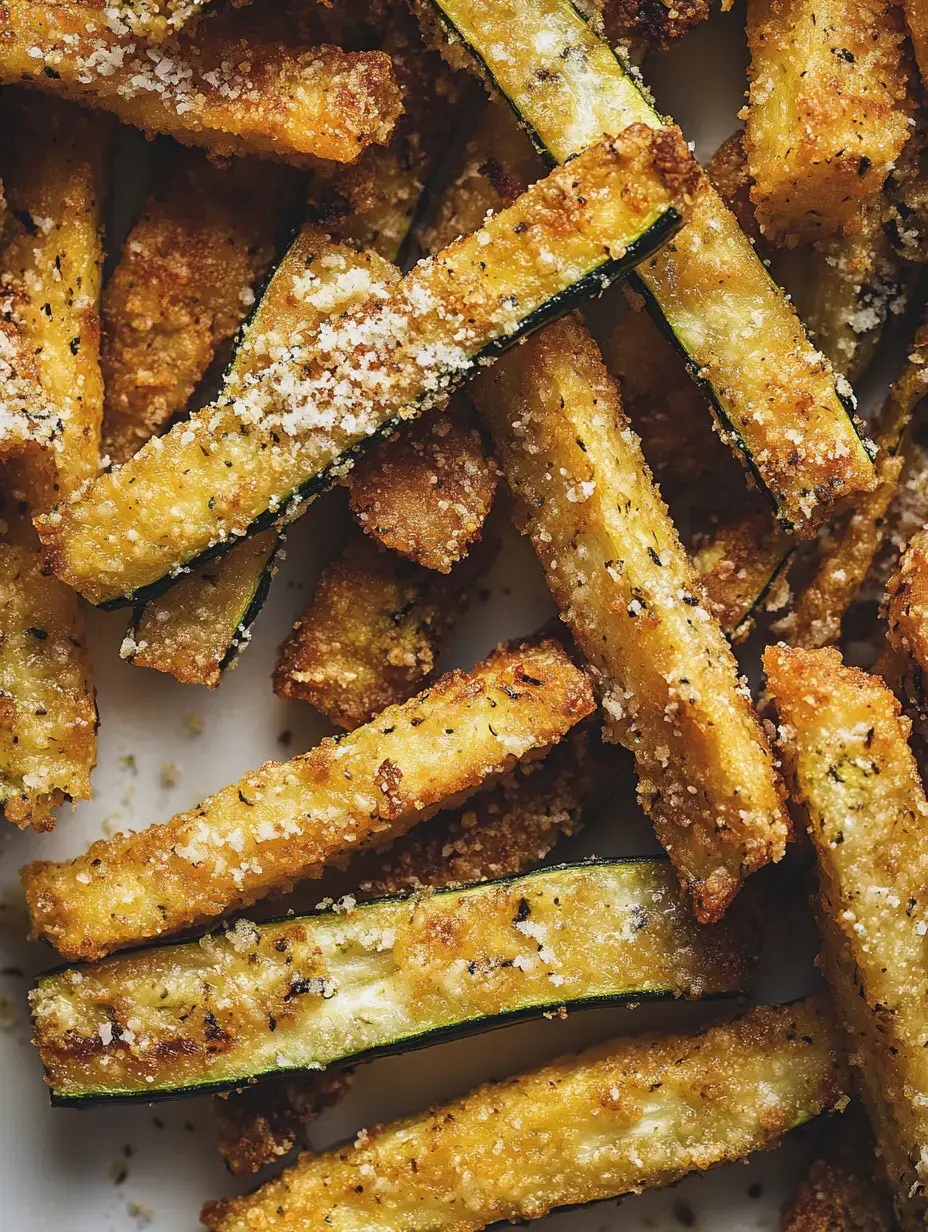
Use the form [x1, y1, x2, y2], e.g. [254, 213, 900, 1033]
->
[602, 0, 713, 49]
[106, 0, 217, 41]
[102, 151, 294, 465]
[274, 530, 479, 728]
[766, 645, 928, 1227]
[0, 92, 107, 503]
[124, 528, 282, 688]
[37, 127, 698, 609]
[346, 398, 497, 572]
[0, 1, 401, 165]
[904, 0, 928, 92]
[886, 526, 928, 722]
[416, 0, 878, 537]
[201, 998, 848, 1232]
[744, 0, 911, 244]
[0, 503, 95, 831]
[22, 639, 594, 961]
[780, 1107, 895, 1232]
[215, 736, 588, 1174]
[473, 316, 789, 922]
[778, 317, 928, 649]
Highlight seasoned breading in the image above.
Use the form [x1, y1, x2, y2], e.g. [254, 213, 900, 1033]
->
[744, 0, 912, 243]
[780, 1107, 895, 1232]
[201, 999, 848, 1232]
[36, 128, 698, 609]
[346, 400, 497, 572]
[602, 0, 712, 49]
[0, 1, 402, 165]
[473, 316, 790, 922]
[0, 92, 107, 499]
[101, 152, 294, 465]
[766, 645, 928, 1227]
[274, 531, 479, 727]
[22, 639, 594, 961]
[106, 0, 217, 41]
[692, 507, 794, 641]
[904, 0, 928, 92]
[886, 526, 928, 709]
[214, 736, 588, 1174]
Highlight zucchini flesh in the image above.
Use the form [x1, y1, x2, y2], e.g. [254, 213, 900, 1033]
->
[214, 736, 588, 1176]
[31, 857, 752, 1104]
[124, 529, 282, 688]
[0, 2, 402, 165]
[201, 997, 847, 1232]
[472, 315, 789, 922]
[421, 0, 877, 536]
[37, 128, 695, 608]
[0, 507, 96, 832]
[1, 92, 108, 506]
[744, 0, 911, 244]
[766, 645, 928, 1226]
[21, 639, 595, 961]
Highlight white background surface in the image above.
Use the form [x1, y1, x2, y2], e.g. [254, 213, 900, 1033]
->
[0, 6, 884, 1228]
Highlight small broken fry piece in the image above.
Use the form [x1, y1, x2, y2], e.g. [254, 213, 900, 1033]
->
[201, 998, 847, 1232]
[0, 1, 401, 165]
[744, 0, 911, 243]
[274, 531, 479, 728]
[473, 316, 790, 921]
[22, 639, 594, 961]
[766, 645, 928, 1226]
[347, 399, 497, 572]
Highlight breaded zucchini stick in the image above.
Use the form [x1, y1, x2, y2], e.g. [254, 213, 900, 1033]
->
[886, 525, 928, 724]
[216, 738, 587, 1174]
[744, 0, 911, 244]
[0, 94, 104, 830]
[780, 1107, 895, 1232]
[602, 0, 713, 49]
[274, 530, 478, 727]
[766, 645, 928, 1226]
[416, 0, 877, 537]
[779, 316, 928, 649]
[102, 151, 294, 466]
[201, 998, 848, 1232]
[22, 639, 594, 960]
[692, 508, 794, 641]
[0, 1, 401, 165]
[473, 316, 790, 922]
[37, 127, 698, 609]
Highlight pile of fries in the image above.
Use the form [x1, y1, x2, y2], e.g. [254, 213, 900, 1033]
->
[7, 0, 928, 1226]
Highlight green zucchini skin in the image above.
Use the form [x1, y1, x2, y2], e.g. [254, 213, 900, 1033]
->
[31, 856, 752, 1106]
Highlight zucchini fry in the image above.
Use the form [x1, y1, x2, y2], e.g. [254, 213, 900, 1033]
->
[904, 0, 928, 96]
[885, 526, 928, 724]
[201, 998, 847, 1232]
[32, 856, 751, 1103]
[274, 530, 477, 728]
[101, 151, 295, 466]
[346, 398, 497, 573]
[123, 528, 283, 688]
[602, 0, 712, 50]
[37, 126, 698, 609]
[744, 0, 911, 244]
[0, 503, 95, 831]
[766, 645, 928, 1227]
[215, 736, 588, 1174]
[0, 93, 104, 831]
[780, 1107, 895, 1232]
[0, 92, 107, 499]
[779, 317, 928, 649]
[417, 0, 877, 536]
[22, 638, 594, 961]
[0, 1, 401, 165]
[692, 508, 794, 641]
[473, 316, 789, 922]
